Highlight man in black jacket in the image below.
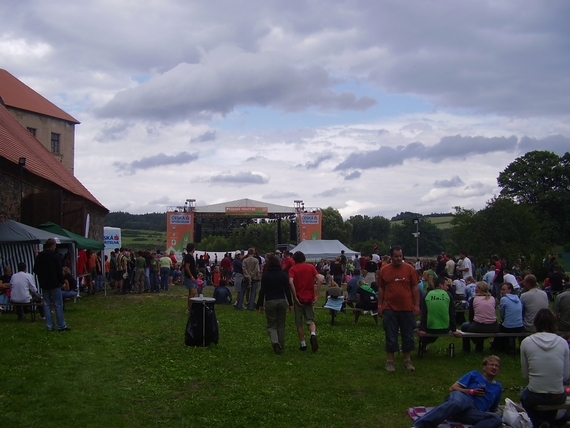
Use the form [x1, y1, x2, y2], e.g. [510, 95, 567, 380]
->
[34, 238, 69, 331]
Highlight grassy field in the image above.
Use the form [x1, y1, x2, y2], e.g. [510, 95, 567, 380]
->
[390, 216, 454, 230]
[120, 229, 166, 251]
[0, 286, 527, 428]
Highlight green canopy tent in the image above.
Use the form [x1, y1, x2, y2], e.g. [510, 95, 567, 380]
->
[37, 222, 103, 251]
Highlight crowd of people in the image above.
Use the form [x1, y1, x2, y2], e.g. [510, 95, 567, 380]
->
[2, 240, 570, 427]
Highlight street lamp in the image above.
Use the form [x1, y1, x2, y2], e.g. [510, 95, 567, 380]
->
[412, 218, 420, 259]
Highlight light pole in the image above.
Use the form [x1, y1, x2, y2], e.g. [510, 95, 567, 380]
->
[412, 218, 420, 259]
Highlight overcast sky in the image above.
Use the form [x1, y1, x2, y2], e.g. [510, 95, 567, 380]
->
[2, 0, 569, 218]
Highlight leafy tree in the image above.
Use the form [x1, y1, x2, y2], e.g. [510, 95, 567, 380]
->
[390, 211, 423, 221]
[321, 207, 352, 244]
[450, 198, 543, 272]
[347, 214, 390, 246]
[497, 150, 570, 245]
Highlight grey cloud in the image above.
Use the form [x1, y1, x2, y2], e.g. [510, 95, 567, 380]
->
[95, 120, 133, 142]
[517, 135, 570, 156]
[209, 171, 268, 184]
[315, 187, 349, 197]
[305, 154, 333, 170]
[96, 47, 376, 122]
[335, 135, 519, 171]
[191, 131, 217, 143]
[113, 151, 198, 174]
[344, 171, 361, 180]
[261, 191, 298, 199]
[425, 135, 518, 162]
[434, 176, 465, 188]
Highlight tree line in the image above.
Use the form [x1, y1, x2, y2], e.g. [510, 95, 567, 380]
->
[105, 150, 569, 276]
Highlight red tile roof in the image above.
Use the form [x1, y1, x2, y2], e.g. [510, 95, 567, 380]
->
[0, 104, 106, 211]
[0, 69, 79, 124]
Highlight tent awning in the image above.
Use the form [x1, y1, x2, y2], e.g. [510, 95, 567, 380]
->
[37, 222, 104, 250]
[290, 239, 358, 261]
[0, 219, 74, 244]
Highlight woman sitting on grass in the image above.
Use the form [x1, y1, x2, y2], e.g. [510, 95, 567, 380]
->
[461, 281, 498, 352]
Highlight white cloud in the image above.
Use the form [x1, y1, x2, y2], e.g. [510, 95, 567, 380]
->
[2, 0, 568, 219]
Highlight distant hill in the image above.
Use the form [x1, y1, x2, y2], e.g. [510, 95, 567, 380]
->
[105, 212, 166, 231]
[390, 213, 454, 230]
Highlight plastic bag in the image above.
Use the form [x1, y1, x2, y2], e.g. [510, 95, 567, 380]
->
[502, 398, 532, 428]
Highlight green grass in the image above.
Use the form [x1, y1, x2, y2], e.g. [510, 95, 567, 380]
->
[391, 216, 454, 230]
[120, 229, 166, 251]
[0, 287, 526, 428]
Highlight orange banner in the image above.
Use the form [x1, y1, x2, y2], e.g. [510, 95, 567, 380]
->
[298, 212, 322, 241]
[166, 211, 194, 252]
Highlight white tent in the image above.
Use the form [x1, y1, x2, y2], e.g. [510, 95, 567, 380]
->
[290, 240, 358, 261]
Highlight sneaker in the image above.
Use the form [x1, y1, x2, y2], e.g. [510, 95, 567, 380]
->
[385, 360, 395, 372]
[404, 359, 415, 371]
[273, 343, 283, 355]
[57, 327, 71, 332]
[310, 335, 319, 352]
[299, 344, 307, 351]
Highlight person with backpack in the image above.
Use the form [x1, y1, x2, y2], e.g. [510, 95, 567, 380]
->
[354, 280, 379, 325]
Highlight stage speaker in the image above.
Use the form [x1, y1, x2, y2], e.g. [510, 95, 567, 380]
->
[194, 224, 202, 243]
[289, 222, 297, 241]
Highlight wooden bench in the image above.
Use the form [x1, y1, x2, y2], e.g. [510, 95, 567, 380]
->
[315, 306, 378, 325]
[6, 301, 43, 322]
[417, 332, 532, 358]
[536, 396, 570, 411]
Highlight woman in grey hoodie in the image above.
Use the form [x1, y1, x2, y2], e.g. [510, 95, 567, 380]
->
[520, 308, 569, 428]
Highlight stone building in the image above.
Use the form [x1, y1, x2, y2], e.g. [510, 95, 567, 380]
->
[0, 70, 107, 240]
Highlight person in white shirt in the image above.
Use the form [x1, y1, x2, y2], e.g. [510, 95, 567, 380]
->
[502, 269, 520, 292]
[10, 262, 38, 303]
[458, 251, 472, 280]
[10, 262, 42, 320]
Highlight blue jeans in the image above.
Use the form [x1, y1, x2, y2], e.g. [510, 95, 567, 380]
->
[160, 267, 170, 290]
[42, 288, 67, 331]
[235, 276, 247, 309]
[149, 270, 159, 292]
[414, 391, 502, 428]
[383, 309, 416, 353]
[520, 387, 565, 427]
[247, 280, 260, 310]
[144, 267, 150, 289]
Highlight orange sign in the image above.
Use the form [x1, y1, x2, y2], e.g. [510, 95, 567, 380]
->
[166, 212, 194, 252]
[298, 212, 322, 241]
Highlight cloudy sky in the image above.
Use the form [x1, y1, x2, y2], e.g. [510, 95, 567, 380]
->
[2, 0, 569, 218]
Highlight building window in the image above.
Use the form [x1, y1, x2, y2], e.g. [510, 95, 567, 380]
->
[51, 132, 60, 154]
[27, 127, 37, 136]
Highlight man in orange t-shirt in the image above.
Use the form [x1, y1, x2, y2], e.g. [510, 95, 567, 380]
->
[377, 245, 420, 372]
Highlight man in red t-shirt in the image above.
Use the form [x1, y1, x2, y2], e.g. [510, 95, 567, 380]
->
[289, 251, 322, 352]
[377, 245, 420, 372]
